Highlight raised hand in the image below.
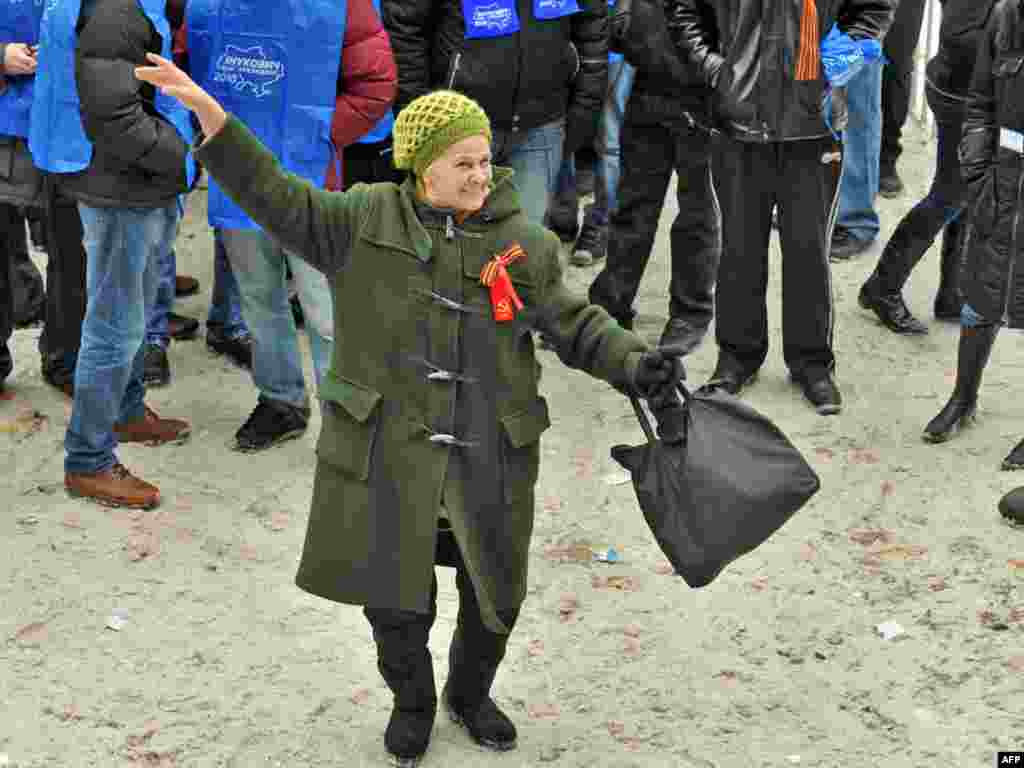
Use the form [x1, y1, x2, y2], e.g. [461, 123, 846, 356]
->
[135, 53, 227, 139]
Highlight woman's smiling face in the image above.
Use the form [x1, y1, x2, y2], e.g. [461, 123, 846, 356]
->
[421, 134, 493, 213]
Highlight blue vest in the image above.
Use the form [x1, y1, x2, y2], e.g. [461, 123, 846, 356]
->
[29, 0, 194, 180]
[358, 0, 393, 145]
[0, 0, 45, 139]
[188, 0, 347, 229]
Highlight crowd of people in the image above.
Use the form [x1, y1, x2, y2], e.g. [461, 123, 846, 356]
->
[3, 0, 1024, 765]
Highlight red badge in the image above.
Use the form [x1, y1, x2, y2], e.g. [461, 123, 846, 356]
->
[480, 243, 526, 322]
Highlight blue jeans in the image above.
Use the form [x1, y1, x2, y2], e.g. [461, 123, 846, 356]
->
[219, 228, 333, 409]
[552, 59, 635, 227]
[144, 246, 176, 349]
[837, 58, 883, 242]
[206, 229, 249, 339]
[66, 202, 180, 474]
[492, 119, 565, 225]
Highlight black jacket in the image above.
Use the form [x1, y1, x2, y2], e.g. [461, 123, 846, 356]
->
[64, 0, 189, 208]
[382, 0, 607, 146]
[625, 0, 711, 124]
[926, 0, 999, 99]
[668, 0, 894, 142]
[960, 0, 1024, 327]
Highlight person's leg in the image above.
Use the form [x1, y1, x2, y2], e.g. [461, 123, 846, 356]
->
[40, 182, 87, 394]
[219, 228, 309, 451]
[0, 203, 16, 385]
[708, 138, 774, 389]
[923, 308, 999, 443]
[832, 58, 883, 259]
[364, 577, 438, 765]
[285, 251, 333, 390]
[546, 154, 579, 242]
[587, 103, 673, 328]
[861, 107, 965, 332]
[144, 245, 175, 351]
[778, 137, 843, 412]
[443, 542, 519, 751]
[499, 119, 565, 227]
[573, 58, 635, 266]
[206, 228, 253, 367]
[880, 0, 928, 193]
[661, 121, 719, 354]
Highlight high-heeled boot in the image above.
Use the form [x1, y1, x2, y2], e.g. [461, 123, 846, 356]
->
[922, 324, 999, 443]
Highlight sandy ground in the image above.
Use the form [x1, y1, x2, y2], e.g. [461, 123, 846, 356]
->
[2, 123, 1023, 768]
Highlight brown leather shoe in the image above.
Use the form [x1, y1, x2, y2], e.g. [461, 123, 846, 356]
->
[114, 405, 191, 446]
[65, 463, 160, 509]
[175, 274, 200, 297]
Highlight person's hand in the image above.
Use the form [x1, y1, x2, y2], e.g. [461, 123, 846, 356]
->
[632, 348, 686, 405]
[4, 43, 38, 76]
[711, 64, 755, 129]
[135, 53, 227, 140]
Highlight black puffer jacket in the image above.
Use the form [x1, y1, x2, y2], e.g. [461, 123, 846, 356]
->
[382, 0, 607, 144]
[667, 0, 894, 142]
[926, 0, 999, 99]
[63, 0, 189, 208]
[960, 0, 1024, 327]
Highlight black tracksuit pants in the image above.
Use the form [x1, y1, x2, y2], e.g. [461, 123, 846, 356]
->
[588, 109, 720, 329]
[712, 136, 843, 378]
[38, 178, 87, 387]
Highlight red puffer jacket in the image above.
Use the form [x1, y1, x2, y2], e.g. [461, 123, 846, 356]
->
[326, 0, 397, 190]
[174, 0, 396, 190]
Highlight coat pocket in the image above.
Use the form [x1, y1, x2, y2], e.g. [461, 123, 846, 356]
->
[316, 372, 383, 482]
[500, 396, 551, 502]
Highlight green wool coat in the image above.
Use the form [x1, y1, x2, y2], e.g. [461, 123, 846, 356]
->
[195, 117, 648, 632]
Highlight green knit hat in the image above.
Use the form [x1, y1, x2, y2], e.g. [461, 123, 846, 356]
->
[393, 90, 492, 176]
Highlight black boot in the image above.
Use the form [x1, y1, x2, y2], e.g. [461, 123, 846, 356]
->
[443, 568, 517, 752]
[998, 486, 1024, 524]
[859, 272, 928, 335]
[365, 604, 438, 768]
[923, 324, 999, 443]
[1002, 437, 1024, 471]
[934, 218, 965, 321]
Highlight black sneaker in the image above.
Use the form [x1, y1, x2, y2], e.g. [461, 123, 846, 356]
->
[829, 227, 873, 262]
[544, 200, 580, 243]
[168, 312, 200, 341]
[142, 344, 170, 387]
[233, 400, 308, 452]
[878, 168, 904, 199]
[569, 220, 607, 266]
[793, 369, 842, 415]
[206, 327, 253, 370]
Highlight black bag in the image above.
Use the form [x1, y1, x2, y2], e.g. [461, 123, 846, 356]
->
[611, 386, 820, 588]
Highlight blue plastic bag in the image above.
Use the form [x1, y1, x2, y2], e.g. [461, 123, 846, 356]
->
[820, 24, 883, 89]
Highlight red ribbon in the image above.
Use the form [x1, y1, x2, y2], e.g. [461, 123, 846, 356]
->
[480, 243, 526, 322]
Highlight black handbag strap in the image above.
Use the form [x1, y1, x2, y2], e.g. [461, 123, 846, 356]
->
[628, 382, 695, 447]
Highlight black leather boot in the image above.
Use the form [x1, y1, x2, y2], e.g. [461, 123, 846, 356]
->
[934, 218, 965, 321]
[923, 324, 999, 443]
[998, 486, 1024, 524]
[365, 606, 438, 768]
[859, 272, 928, 335]
[443, 569, 517, 752]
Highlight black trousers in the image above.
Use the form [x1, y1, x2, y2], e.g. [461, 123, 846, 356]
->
[0, 202, 19, 382]
[712, 137, 842, 378]
[342, 138, 405, 189]
[588, 111, 720, 327]
[363, 527, 519, 712]
[880, 0, 927, 173]
[38, 178, 87, 385]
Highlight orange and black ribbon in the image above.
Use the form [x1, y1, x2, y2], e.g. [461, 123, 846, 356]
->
[480, 242, 526, 322]
[795, 0, 820, 81]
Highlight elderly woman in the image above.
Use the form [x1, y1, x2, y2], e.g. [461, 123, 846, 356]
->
[137, 56, 682, 766]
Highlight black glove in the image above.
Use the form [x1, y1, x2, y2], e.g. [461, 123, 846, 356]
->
[632, 348, 686, 406]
